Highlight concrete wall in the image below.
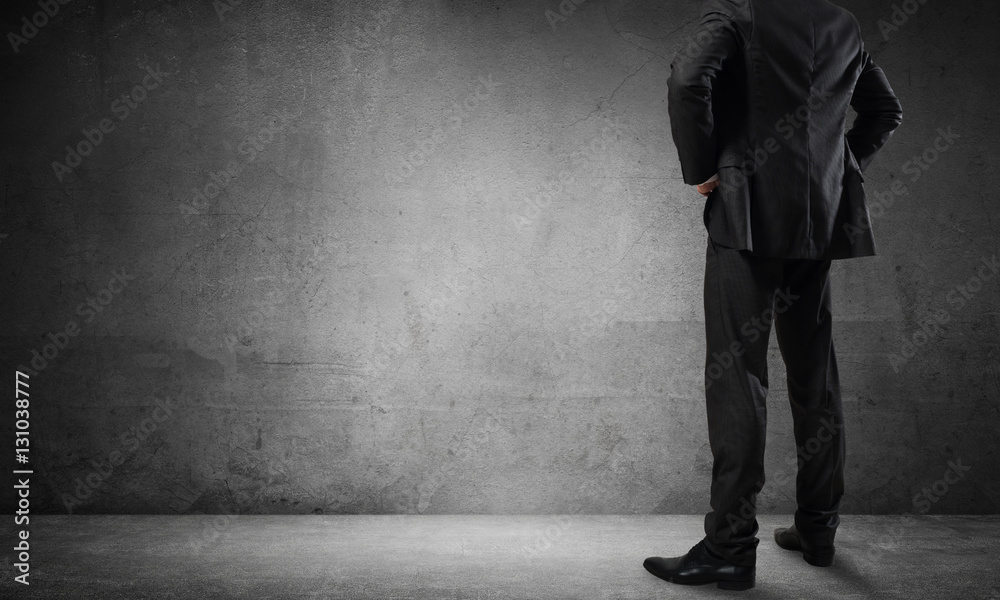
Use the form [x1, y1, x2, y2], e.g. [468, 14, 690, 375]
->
[1, 0, 997, 516]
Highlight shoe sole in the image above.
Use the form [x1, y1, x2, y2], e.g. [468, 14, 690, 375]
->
[801, 552, 834, 567]
[643, 564, 755, 590]
[718, 579, 756, 590]
[774, 532, 835, 567]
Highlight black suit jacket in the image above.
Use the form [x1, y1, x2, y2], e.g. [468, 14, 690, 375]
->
[667, 0, 903, 260]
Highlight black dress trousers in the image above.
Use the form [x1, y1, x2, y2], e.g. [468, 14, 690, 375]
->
[700, 235, 846, 567]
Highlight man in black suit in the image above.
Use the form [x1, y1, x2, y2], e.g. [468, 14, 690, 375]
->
[643, 0, 902, 590]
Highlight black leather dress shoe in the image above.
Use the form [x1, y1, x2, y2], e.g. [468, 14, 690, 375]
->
[643, 540, 755, 590]
[774, 525, 835, 567]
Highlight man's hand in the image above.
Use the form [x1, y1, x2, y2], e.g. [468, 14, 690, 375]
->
[696, 173, 719, 197]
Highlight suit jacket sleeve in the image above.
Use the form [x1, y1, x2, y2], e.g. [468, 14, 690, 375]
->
[667, 0, 749, 186]
[845, 49, 903, 173]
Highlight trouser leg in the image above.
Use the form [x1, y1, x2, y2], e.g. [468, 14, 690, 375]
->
[701, 236, 783, 567]
[773, 257, 845, 547]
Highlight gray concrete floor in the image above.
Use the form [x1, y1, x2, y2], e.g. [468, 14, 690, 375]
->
[1, 515, 998, 599]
